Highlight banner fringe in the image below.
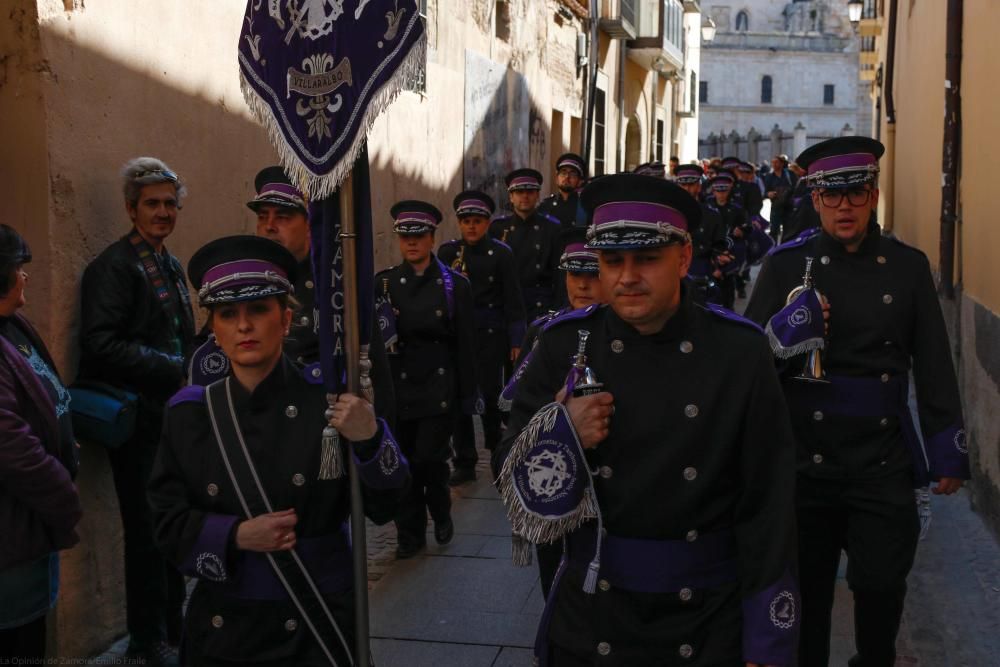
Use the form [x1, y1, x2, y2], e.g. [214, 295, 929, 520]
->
[495, 403, 598, 556]
[239, 30, 428, 199]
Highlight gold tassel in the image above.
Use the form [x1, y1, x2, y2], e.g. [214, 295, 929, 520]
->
[319, 426, 344, 480]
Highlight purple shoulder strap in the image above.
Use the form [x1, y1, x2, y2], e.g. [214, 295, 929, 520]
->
[434, 256, 455, 319]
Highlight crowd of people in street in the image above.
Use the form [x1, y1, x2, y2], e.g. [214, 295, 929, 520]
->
[0, 136, 971, 667]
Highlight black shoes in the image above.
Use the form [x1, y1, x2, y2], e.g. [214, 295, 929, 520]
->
[449, 467, 477, 486]
[434, 517, 455, 545]
[395, 540, 425, 560]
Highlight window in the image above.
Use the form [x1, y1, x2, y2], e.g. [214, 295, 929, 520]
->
[699, 80, 708, 104]
[403, 0, 428, 93]
[690, 72, 697, 113]
[735, 10, 749, 31]
[823, 84, 835, 105]
[761, 75, 773, 104]
[593, 88, 607, 177]
[655, 119, 665, 162]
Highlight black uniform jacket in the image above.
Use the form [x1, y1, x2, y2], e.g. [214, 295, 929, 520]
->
[376, 255, 479, 419]
[438, 237, 527, 347]
[79, 235, 195, 401]
[497, 294, 799, 666]
[691, 204, 728, 271]
[538, 191, 582, 230]
[706, 199, 751, 238]
[285, 257, 318, 365]
[149, 357, 408, 664]
[488, 211, 562, 317]
[744, 222, 968, 483]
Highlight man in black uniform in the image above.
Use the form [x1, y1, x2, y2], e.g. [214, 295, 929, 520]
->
[763, 154, 798, 243]
[438, 191, 526, 484]
[538, 153, 586, 230]
[705, 171, 750, 309]
[495, 174, 800, 667]
[490, 169, 564, 321]
[248, 166, 318, 364]
[377, 201, 480, 558]
[745, 137, 969, 667]
[675, 163, 727, 305]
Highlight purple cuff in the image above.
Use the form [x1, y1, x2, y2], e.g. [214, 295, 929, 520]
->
[925, 423, 970, 480]
[352, 420, 409, 490]
[182, 513, 240, 582]
[742, 568, 800, 666]
[509, 320, 527, 349]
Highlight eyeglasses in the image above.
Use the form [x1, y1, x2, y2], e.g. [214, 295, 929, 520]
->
[132, 168, 178, 183]
[818, 188, 872, 208]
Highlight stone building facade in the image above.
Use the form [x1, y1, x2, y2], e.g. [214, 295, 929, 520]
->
[858, 0, 1000, 541]
[697, 0, 871, 161]
[0, 0, 702, 657]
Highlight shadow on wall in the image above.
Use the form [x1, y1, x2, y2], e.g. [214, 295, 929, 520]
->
[16, 26, 550, 659]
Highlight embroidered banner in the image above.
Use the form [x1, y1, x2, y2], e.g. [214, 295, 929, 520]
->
[239, 0, 426, 197]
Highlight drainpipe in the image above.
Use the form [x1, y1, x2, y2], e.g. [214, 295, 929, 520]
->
[582, 1, 600, 166]
[939, 0, 962, 299]
[881, 0, 898, 234]
[617, 39, 626, 172]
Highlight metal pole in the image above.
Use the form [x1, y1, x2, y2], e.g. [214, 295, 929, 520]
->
[939, 0, 962, 300]
[337, 171, 371, 666]
[582, 0, 599, 165]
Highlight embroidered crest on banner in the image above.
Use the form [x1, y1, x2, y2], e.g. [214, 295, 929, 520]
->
[788, 305, 812, 327]
[196, 552, 228, 582]
[520, 440, 574, 500]
[378, 440, 400, 476]
[769, 590, 796, 630]
[286, 0, 344, 43]
[954, 428, 968, 454]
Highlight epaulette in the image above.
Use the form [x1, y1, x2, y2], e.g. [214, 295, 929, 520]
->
[541, 213, 561, 226]
[490, 237, 514, 254]
[767, 227, 820, 256]
[168, 384, 206, 408]
[375, 265, 397, 276]
[441, 238, 461, 247]
[540, 303, 601, 332]
[701, 303, 764, 334]
[303, 362, 324, 385]
[491, 214, 509, 225]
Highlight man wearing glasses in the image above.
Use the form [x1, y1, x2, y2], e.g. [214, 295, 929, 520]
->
[78, 158, 195, 666]
[745, 137, 968, 667]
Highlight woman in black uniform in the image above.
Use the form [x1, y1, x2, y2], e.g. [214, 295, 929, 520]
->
[149, 236, 409, 667]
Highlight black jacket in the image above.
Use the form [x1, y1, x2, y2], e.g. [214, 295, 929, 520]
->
[79, 235, 195, 401]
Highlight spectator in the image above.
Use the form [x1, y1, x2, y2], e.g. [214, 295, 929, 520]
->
[78, 157, 195, 666]
[0, 225, 82, 661]
[763, 153, 799, 242]
[668, 155, 680, 177]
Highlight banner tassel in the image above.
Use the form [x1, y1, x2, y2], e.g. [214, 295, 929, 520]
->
[319, 426, 344, 480]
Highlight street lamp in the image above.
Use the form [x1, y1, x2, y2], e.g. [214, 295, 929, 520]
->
[848, 0, 864, 25]
[701, 16, 717, 43]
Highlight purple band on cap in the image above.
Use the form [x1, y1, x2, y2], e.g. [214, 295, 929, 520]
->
[203, 259, 288, 285]
[557, 158, 584, 173]
[807, 152, 878, 176]
[457, 199, 491, 216]
[722, 160, 741, 169]
[593, 201, 688, 233]
[260, 182, 305, 200]
[712, 172, 735, 183]
[509, 176, 541, 190]
[395, 210, 438, 226]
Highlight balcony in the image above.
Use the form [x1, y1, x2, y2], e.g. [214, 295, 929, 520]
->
[703, 31, 849, 53]
[600, 0, 637, 39]
[626, 0, 685, 74]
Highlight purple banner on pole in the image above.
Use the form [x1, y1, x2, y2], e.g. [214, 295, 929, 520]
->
[765, 288, 825, 359]
[239, 0, 426, 197]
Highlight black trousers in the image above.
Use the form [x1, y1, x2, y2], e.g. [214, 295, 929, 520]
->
[0, 614, 46, 661]
[453, 330, 509, 470]
[108, 406, 186, 647]
[796, 471, 919, 667]
[394, 414, 454, 547]
[536, 541, 564, 600]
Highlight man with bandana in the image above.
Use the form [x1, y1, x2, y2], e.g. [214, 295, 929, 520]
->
[745, 136, 969, 667]
[495, 174, 799, 667]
